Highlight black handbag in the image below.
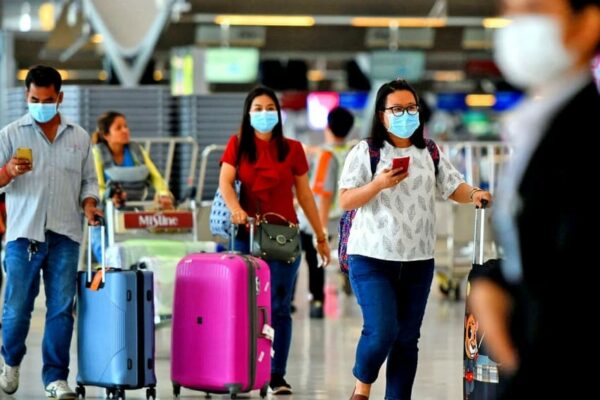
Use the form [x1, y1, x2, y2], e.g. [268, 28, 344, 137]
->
[253, 212, 300, 264]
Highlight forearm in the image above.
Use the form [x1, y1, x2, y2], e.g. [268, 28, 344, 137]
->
[81, 197, 98, 209]
[219, 181, 243, 213]
[469, 279, 519, 372]
[298, 193, 326, 240]
[0, 164, 13, 187]
[318, 195, 332, 230]
[449, 182, 478, 204]
[339, 181, 381, 210]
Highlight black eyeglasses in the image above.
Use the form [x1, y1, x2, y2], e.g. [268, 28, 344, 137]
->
[383, 105, 419, 117]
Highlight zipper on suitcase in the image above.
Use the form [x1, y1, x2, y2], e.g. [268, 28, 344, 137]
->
[135, 271, 146, 389]
[241, 256, 258, 392]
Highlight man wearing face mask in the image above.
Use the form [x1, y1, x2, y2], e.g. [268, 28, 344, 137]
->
[468, 0, 600, 398]
[0, 65, 101, 399]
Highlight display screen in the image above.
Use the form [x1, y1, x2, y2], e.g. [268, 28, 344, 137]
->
[204, 47, 259, 83]
[339, 92, 369, 110]
[370, 51, 426, 82]
[307, 92, 340, 130]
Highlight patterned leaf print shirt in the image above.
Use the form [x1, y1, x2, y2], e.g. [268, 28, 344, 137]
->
[339, 140, 463, 262]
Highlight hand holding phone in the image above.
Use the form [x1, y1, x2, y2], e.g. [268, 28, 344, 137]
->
[392, 156, 410, 172]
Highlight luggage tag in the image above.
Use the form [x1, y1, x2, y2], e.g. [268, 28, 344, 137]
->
[262, 324, 275, 341]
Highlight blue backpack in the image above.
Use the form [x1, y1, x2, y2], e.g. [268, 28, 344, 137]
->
[338, 139, 440, 274]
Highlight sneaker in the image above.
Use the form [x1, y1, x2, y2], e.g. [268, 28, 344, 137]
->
[269, 374, 292, 395]
[44, 380, 76, 399]
[0, 364, 20, 394]
[309, 300, 324, 319]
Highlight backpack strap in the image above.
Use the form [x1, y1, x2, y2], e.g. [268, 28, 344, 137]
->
[424, 138, 440, 176]
[365, 139, 381, 177]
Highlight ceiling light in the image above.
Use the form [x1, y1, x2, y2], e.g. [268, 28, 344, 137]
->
[19, 2, 32, 32]
[433, 70, 465, 82]
[214, 15, 315, 27]
[482, 18, 511, 29]
[91, 34, 103, 44]
[466, 94, 496, 108]
[308, 70, 325, 82]
[39, 2, 56, 31]
[351, 17, 446, 28]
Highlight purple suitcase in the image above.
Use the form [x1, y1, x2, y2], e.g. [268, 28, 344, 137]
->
[171, 221, 272, 398]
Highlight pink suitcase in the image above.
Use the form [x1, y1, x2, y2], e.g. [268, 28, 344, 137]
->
[171, 222, 272, 398]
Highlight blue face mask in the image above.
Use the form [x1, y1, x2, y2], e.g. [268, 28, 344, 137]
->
[387, 112, 420, 139]
[28, 102, 58, 123]
[250, 111, 279, 133]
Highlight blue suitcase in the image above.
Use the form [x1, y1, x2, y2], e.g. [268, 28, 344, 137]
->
[76, 222, 157, 400]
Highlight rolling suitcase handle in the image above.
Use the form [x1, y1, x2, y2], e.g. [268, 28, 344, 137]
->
[87, 216, 106, 284]
[472, 199, 489, 266]
[229, 217, 256, 254]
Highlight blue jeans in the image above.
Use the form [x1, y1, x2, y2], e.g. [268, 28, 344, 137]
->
[1, 232, 80, 386]
[349, 255, 434, 400]
[235, 238, 300, 377]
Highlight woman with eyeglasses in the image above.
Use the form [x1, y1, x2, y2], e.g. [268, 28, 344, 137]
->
[338, 79, 491, 400]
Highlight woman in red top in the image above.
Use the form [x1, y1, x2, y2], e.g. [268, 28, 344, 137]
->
[220, 86, 330, 395]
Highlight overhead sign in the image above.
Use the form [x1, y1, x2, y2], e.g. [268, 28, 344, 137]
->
[370, 51, 426, 82]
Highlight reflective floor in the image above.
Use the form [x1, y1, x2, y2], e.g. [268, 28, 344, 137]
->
[0, 267, 465, 399]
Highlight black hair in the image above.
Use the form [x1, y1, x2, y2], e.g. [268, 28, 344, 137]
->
[327, 107, 355, 139]
[238, 86, 288, 164]
[568, 0, 600, 11]
[369, 79, 426, 149]
[25, 65, 62, 93]
[93, 111, 125, 145]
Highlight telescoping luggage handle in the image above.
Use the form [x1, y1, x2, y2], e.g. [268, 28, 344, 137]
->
[473, 199, 489, 266]
[87, 216, 106, 284]
[229, 217, 256, 254]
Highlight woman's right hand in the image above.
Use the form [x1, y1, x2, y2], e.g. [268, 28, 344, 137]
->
[111, 190, 127, 208]
[374, 168, 409, 190]
[231, 208, 249, 225]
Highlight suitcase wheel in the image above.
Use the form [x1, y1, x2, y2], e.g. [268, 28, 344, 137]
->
[146, 387, 156, 400]
[105, 388, 115, 399]
[260, 385, 268, 398]
[172, 383, 181, 398]
[75, 385, 85, 399]
[115, 389, 126, 400]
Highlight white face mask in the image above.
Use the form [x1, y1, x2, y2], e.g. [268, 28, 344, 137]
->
[494, 15, 575, 89]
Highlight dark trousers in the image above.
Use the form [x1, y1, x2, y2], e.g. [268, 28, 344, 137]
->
[300, 232, 324, 302]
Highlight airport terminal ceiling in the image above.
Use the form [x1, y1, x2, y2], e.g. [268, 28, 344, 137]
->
[0, 0, 500, 86]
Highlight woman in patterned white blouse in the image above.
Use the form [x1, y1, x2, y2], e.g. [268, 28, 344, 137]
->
[338, 79, 491, 400]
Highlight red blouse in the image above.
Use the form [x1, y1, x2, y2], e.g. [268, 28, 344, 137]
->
[221, 135, 309, 224]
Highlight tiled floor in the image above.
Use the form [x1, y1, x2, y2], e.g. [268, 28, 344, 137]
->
[0, 268, 465, 399]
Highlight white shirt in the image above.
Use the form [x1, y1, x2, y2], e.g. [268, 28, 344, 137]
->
[339, 140, 463, 262]
[495, 70, 592, 282]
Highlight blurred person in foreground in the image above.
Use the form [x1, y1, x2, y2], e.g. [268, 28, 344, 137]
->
[469, 0, 600, 398]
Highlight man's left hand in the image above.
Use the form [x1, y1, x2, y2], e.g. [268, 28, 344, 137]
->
[83, 201, 103, 225]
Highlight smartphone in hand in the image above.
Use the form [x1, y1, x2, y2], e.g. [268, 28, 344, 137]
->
[16, 147, 32, 162]
[392, 156, 410, 172]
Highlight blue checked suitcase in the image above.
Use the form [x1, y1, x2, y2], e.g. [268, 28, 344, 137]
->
[76, 221, 157, 400]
